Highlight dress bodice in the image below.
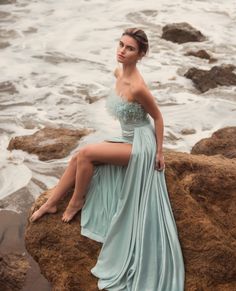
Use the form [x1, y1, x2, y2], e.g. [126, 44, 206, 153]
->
[106, 89, 149, 124]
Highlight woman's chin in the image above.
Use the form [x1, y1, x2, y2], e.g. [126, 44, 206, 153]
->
[117, 58, 124, 63]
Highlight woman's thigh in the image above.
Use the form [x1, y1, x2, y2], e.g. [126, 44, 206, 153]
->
[79, 142, 132, 166]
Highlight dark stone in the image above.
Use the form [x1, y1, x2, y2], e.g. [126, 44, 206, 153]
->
[161, 22, 206, 44]
[184, 64, 236, 92]
[25, 150, 236, 291]
[7, 127, 93, 161]
[191, 127, 236, 159]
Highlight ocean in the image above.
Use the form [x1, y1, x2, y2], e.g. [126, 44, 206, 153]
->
[0, 0, 236, 234]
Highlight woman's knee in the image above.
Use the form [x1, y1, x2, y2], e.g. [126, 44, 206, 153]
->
[76, 145, 95, 163]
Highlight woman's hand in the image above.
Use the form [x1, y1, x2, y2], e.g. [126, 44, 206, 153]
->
[155, 152, 165, 171]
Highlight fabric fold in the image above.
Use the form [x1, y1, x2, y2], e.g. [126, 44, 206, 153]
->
[81, 123, 185, 291]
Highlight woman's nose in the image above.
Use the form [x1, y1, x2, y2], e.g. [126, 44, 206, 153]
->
[120, 46, 125, 53]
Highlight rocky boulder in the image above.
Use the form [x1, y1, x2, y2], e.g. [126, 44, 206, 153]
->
[7, 127, 93, 161]
[191, 126, 236, 158]
[25, 151, 236, 291]
[161, 22, 206, 44]
[184, 64, 236, 92]
[0, 0, 16, 4]
[185, 49, 217, 63]
[0, 252, 29, 291]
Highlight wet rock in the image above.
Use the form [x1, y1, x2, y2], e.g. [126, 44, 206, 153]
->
[0, 0, 16, 4]
[161, 22, 206, 44]
[0, 10, 11, 18]
[25, 151, 236, 291]
[180, 128, 196, 135]
[191, 126, 236, 159]
[7, 127, 93, 161]
[0, 81, 18, 94]
[25, 189, 101, 291]
[0, 252, 29, 291]
[23, 27, 38, 34]
[0, 28, 18, 39]
[0, 41, 10, 48]
[185, 49, 217, 63]
[184, 64, 236, 92]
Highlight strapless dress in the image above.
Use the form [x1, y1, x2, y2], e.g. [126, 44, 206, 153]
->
[80, 88, 185, 291]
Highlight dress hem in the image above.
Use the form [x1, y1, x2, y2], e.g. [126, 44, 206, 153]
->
[81, 227, 105, 243]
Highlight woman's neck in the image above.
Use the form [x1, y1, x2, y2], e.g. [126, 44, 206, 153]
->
[122, 63, 137, 78]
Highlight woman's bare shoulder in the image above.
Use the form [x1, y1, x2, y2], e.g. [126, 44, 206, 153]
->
[131, 80, 150, 99]
[114, 67, 122, 79]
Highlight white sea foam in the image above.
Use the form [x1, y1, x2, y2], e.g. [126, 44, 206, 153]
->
[0, 0, 235, 208]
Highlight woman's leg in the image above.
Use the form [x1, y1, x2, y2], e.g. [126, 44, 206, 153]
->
[62, 142, 132, 222]
[30, 154, 78, 222]
[30, 142, 132, 223]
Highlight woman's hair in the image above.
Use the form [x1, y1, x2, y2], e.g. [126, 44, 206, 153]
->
[122, 28, 149, 56]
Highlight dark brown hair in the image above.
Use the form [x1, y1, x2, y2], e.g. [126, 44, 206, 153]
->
[122, 28, 149, 56]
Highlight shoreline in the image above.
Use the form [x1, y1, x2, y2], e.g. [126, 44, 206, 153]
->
[0, 209, 51, 291]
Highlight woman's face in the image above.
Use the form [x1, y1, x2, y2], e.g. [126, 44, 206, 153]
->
[116, 35, 141, 65]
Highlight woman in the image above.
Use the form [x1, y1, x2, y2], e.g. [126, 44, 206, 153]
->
[30, 28, 185, 291]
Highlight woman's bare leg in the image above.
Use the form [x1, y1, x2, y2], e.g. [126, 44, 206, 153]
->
[62, 142, 132, 222]
[30, 155, 78, 222]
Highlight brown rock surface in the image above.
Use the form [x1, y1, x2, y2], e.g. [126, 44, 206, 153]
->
[0, 81, 18, 95]
[25, 151, 236, 291]
[161, 22, 206, 44]
[184, 64, 236, 92]
[0, 0, 16, 4]
[191, 126, 236, 159]
[0, 252, 29, 291]
[7, 127, 93, 161]
[185, 49, 217, 63]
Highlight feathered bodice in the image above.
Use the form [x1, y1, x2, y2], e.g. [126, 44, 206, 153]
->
[106, 89, 149, 124]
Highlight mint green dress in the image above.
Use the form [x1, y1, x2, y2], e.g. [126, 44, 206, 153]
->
[81, 88, 185, 291]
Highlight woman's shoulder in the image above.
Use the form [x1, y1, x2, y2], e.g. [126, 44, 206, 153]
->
[130, 79, 149, 100]
[113, 67, 122, 79]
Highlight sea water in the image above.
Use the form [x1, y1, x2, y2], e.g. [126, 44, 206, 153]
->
[0, 0, 236, 209]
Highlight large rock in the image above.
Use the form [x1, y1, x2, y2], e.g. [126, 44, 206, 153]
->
[7, 127, 93, 161]
[184, 64, 236, 92]
[185, 49, 217, 63]
[0, 0, 16, 4]
[191, 127, 236, 158]
[0, 252, 29, 291]
[25, 151, 236, 291]
[161, 22, 206, 44]
[0, 81, 18, 95]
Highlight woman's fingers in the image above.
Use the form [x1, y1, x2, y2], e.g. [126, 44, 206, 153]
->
[155, 159, 165, 171]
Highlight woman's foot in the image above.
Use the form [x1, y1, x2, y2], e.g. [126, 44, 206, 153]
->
[30, 203, 57, 222]
[62, 198, 85, 223]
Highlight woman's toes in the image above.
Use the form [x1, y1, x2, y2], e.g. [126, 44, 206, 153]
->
[62, 202, 84, 223]
[30, 204, 57, 222]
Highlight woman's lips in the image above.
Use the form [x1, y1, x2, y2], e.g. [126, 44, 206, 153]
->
[118, 54, 125, 59]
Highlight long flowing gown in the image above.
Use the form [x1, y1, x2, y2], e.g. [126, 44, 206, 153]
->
[80, 88, 185, 291]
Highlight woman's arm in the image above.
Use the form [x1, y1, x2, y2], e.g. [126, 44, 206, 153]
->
[133, 86, 165, 171]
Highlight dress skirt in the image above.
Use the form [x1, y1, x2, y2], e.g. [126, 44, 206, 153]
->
[80, 121, 185, 291]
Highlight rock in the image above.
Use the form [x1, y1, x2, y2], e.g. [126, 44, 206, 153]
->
[185, 49, 217, 63]
[0, 41, 10, 49]
[25, 189, 101, 291]
[0, 0, 16, 4]
[184, 64, 236, 92]
[8, 127, 93, 161]
[161, 22, 206, 44]
[191, 127, 236, 159]
[25, 151, 236, 291]
[180, 128, 196, 135]
[0, 81, 18, 94]
[0, 252, 29, 291]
